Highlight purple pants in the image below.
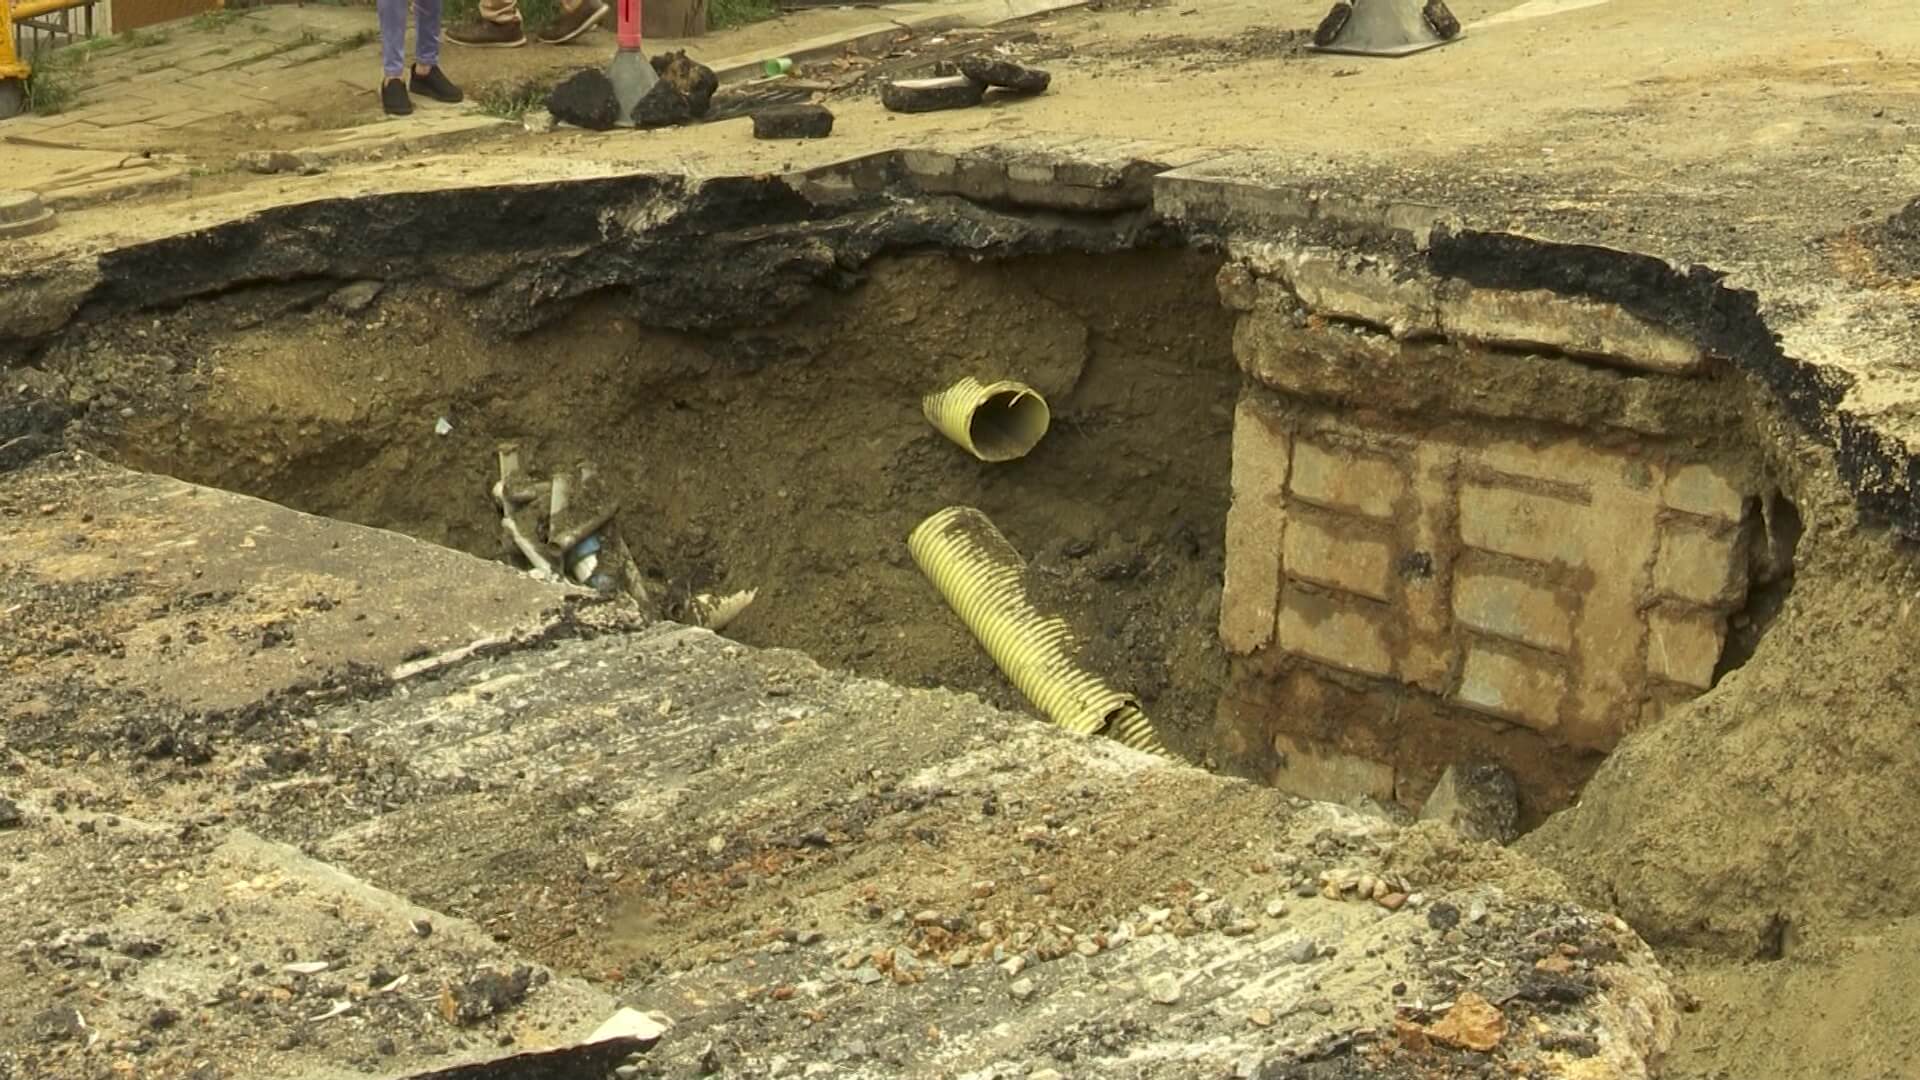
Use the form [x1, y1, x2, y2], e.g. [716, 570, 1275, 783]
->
[378, 0, 441, 79]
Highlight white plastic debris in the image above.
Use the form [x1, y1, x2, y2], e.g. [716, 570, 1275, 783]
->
[308, 999, 354, 1022]
[570, 553, 599, 583]
[586, 1007, 673, 1045]
[567, 534, 604, 585]
[689, 588, 758, 632]
[282, 961, 330, 975]
[434, 417, 453, 436]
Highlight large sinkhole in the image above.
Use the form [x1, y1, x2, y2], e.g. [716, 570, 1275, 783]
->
[99, 250, 1244, 763]
[30, 201, 1799, 833]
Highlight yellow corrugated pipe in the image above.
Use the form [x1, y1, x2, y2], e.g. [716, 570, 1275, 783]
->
[1105, 703, 1169, 756]
[908, 506, 1173, 757]
[922, 378, 1051, 462]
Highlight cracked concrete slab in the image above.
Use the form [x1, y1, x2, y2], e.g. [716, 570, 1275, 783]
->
[2, 453, 576, 719]
[0, 455, 1678, 1078]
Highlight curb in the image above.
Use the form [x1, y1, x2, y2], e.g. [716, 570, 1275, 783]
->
[288, 112, 513, 170]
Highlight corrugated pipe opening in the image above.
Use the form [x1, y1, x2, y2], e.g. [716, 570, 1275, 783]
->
[909, 505, 1174, 757]
[922, 378, 1052, 462]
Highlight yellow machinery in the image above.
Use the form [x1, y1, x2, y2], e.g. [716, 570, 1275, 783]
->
[1, 0, 99, 118]
[0, 0, 27, 118]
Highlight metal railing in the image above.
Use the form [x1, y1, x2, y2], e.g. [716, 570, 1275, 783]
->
[9, 0, 100, 60]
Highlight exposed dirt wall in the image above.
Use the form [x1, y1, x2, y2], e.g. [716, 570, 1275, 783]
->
[1524, 507, 1920, 955]
[66, 250, 1240, 761]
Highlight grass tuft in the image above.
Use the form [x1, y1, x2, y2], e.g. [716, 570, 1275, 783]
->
[189, 9, 247, 32]
[20, 38, 113, 114]
[272, 28, 325, 53]
[475, 77, 550, 119]
[119, 27, 172, 48]
[17, 19, 187, 115]
[24, 64, 78, 115]
[709, 0, 779, 29]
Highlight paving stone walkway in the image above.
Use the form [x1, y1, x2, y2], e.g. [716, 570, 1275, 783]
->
[5, 6, 380, 146]
[2, 5, 443, 203]
[0, 0, 1009, 205]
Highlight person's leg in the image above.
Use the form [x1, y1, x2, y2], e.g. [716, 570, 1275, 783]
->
[413, 0, 440, 71]
[376, 0, 408, 80]
[409, 0, 465, 103]
[447, 0, 527, 46]
[376, 0, 413, 114]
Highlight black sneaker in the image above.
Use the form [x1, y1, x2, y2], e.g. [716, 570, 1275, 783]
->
[446, 17, 526, 47]
[537, 0, 608, 44]
[410, 65, 464, 103]
[381, 78, 413, 116]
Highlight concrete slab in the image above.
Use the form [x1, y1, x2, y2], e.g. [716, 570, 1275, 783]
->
[290, 113, 515, 167]
[0, 452, 576, 719]
[313, 626, 1676, 1079]
[174, 44, 283, 75]
[37, 164, 189, 207]
[0, 454, 1677, 1080]
[0, 818, 627, 1080]
[148, 108, 220, 130]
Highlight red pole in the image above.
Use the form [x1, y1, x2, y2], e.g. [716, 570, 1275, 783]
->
[618, 0, 638, 49]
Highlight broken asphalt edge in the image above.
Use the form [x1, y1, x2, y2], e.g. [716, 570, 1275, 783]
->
[3, 138, 1911, 541]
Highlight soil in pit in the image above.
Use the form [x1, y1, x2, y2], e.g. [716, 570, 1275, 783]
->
[89, 250, 1240, 761]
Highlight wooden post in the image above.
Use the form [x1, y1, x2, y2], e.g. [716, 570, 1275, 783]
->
[643, 0, 705, 41]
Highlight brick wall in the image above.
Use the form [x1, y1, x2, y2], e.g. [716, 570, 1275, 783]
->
[1219, 392, 1758, 810]
[1211, 241, 1771, 815]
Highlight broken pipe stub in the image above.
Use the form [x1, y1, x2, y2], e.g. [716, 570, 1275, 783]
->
[922, 377, 1051, 462]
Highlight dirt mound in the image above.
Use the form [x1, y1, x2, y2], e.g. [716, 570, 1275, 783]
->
[1660, 917, 1920, 1079]
[1524, 513, 1920, 956]
[1126, 26, 1309, 69]
[1512, 374, 1920, 959]
[1504, 422, 1920, 1078]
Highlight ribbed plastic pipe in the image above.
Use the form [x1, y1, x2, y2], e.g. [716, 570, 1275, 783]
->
[1106, 705, 1169, 756]
[922, 378, 1051, 462]
[909, 506, 1172, 757]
